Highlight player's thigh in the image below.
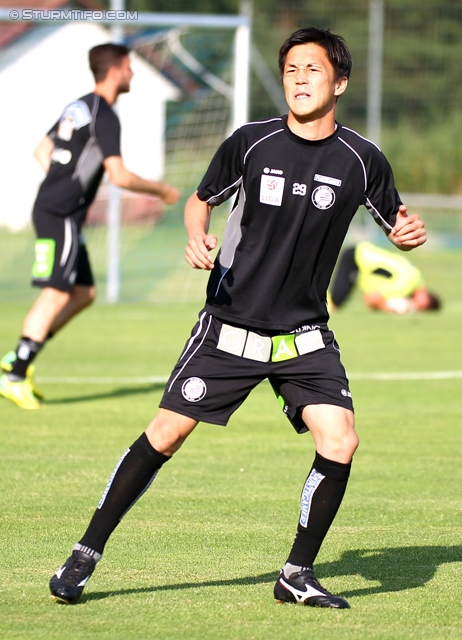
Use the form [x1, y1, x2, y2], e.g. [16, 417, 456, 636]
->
[69, 284, 96, 309]
[270, 327, 354, 435]
[159, 311, 269, 426]
[32, 211, 80, 293]
[302, 404, 357, 463]
[73, 242, 95, 290]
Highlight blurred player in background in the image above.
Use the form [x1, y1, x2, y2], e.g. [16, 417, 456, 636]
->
[49, 28, 426, 609]
[330, 241, 441, 313]
[0, 43, 180, 410]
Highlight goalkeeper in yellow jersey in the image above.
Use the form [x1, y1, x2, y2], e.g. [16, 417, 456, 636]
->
[330, 241, 441, 314]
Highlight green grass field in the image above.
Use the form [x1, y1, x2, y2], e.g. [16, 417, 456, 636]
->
[1, 248, 462, 639]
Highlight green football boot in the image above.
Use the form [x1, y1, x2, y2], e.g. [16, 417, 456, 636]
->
[0, 374, 42, 410]
[0, 351, 45, 401]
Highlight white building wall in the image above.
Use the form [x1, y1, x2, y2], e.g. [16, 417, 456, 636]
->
[0, 22, 178, 230]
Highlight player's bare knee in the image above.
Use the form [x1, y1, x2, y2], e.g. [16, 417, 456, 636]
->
[145, 411, 197, 456]
[321, 428, 359, 463]
[86, 286, 96, 306]
[346, 429, 360, 456]
[73, 286, 96, 310]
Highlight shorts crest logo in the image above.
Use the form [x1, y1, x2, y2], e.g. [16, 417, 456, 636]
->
[311, 185, 335, 210]
[182, 377, 207, 402]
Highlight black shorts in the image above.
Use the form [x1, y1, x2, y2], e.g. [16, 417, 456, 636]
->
[159, 311, 354, 434]
[31, 209, 94, 293]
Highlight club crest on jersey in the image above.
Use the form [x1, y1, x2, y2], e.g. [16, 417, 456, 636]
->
[311, 185, 336, 210]
[260, 174, 285, 207]
[181, 377, 207, 402]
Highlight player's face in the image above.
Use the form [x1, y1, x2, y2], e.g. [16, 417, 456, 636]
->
[282, 43, 347, 124]
[115, 55, 134, 94]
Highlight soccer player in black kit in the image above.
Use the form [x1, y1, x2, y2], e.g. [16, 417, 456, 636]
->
[49, 28, 427, 608]
[0, 43, 179, 410]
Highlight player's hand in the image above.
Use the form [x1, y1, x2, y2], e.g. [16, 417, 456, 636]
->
[184, 233, 217, 270]
[388, 204, 427, 250]
[159, 184, 181, 205]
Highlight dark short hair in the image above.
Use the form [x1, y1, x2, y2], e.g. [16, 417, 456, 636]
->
[89, 43, 130, 82]
[426, 291, 442, 311]
[278, 27, 352, 81]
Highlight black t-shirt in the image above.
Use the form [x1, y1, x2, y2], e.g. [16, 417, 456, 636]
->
[197, 116, 401, 331]
[34, 93, 121, 218]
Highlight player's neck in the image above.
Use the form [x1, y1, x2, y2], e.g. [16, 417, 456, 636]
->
[286, 111, 337, 141]
[93, 83, 118, 106]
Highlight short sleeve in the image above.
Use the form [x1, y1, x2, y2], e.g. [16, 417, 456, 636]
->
[94, 108, 121, 159]
[197, 129, 246, 205]
[363, 149, 402, 231]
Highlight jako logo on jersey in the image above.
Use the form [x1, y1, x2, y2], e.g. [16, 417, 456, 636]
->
[311, 185, 336, 210]
[341, 389, 352, 398]
[260, 175, 285, 207]
[263, 167, 284, 175]
[182, 377, 207, 402]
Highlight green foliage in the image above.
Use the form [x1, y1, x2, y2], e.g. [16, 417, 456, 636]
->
[126, 0, 239, 14]
[121, 1, 462, 193]
[382, 111, 462, 194]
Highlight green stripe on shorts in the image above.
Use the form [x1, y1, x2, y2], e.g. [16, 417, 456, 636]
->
[32, 239, 56, 279]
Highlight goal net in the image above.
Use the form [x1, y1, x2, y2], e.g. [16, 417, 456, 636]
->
[90, 23, 239, 304]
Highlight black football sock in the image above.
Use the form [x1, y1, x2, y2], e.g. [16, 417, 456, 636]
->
[8, 337, 44, 380]
[285, 452, 351, 570]
[78, 433, 170, 555]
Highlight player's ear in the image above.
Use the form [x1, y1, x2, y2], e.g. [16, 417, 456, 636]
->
[334, 76, 348, 97]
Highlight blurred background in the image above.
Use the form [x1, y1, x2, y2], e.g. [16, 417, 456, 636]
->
[0, 0, 461, 304]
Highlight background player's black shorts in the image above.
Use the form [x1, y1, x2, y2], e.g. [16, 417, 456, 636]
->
[31, 209, 94, 293]
[159, 311, 354, 434]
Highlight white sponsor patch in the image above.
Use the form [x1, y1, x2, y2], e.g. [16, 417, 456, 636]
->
[311, 185, 336, 210]
[300, 469, 325, 527]
[217, 326, 247, 357]
[57, 100, 92, 140]
[314, 173, 342, 187]
[294, 329, 325, 355]
[260, 174, 285, 207]
[57, 117, 75, 141]
[243, 332, 272, 362]
[182, 377, 207, 402]
[217, 324, 272, 362]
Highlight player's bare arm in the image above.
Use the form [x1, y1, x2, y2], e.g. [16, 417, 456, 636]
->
[184, 191, 217, 270]
[33, 135, 54, 173]
[104, 156, 180, 204]
[388, 204, 427, 251]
